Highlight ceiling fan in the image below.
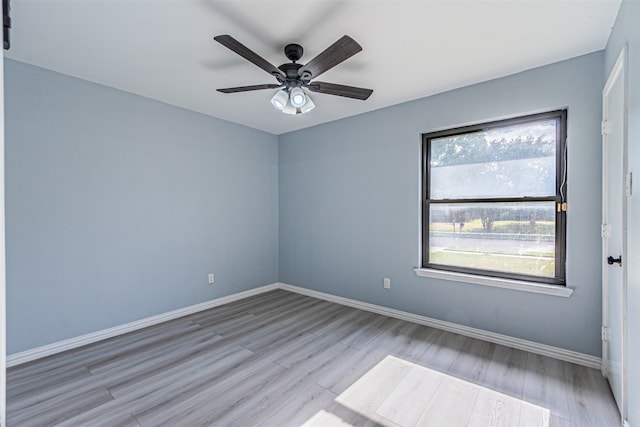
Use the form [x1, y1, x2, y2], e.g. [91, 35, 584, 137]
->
[213, 34, 373, 115]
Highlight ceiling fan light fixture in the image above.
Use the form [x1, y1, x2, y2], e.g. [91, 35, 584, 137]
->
[289, 87, 307, 108]
[270, 89, 288, 111]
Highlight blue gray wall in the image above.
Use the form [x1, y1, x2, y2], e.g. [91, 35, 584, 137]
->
[4, 59, 279, 354]
[279, 52, 604, 356]
[605, 1, 640, 423]
[5, 49, 610, 359]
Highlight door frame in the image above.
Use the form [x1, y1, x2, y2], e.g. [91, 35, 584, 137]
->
[0, 20, 6, 426]
[602, 45, 628, 422]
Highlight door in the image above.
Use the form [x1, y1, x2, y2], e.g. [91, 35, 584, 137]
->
[602, 47, 627, 418]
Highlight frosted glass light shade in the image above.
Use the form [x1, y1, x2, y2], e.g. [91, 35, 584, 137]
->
[289, 87, 306, 108]
[270, 89, 289, 111]
[300, 95, 315, 114]
[282, 98, 297, 115]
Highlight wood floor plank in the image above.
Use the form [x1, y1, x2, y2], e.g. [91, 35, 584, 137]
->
[414, 375, 480, 427]
[375, 362, 444, 426]
[108, 344, 253, 398]
[255, 384, 337, 427]
[8, 384, 113, 426]
[94, 333, 226, 391]
[234, 315, 322, 353]
[446, 336, 496, 385]
[244, 292, 315, 317]
[480, 344, 528, 398]
[58, 409, 141, 427]
[196, 356, 336, 426]
[181, 289, 289, 326]
[517, 400, 551, 427]
[72, 318, 197, 358]
[191, 311, 257, 334]
[465, 389, 523, 427]
[346, 315, 402, 350]
[269, 299, 347, 332]
[57, 346, 255, 426]
[392, 324, 442, 363]
[241, 300, 347, 352]
[522, 353, 572, 420]
[308, 304, 369, 337]
[415, 329, 469, 373]
[335, 356, 412, 425]
[356, 318, 423, 356]
[550, 414, 572, 427]
[310, 401, 401, 427]
[7, 289, 619, 427]
[317, 310, 383, 346]
[563, 363, 620, 427]
[313, 346, 390, 395]
[274, 332, 350, 371]
[7, 361, 92, 400]
[6, 352, 77, 382]
[56, 346, 253, 426]
[87, 327, 219, 373]
[130, 326, 337, 425]
[71, 320, 202, 367]
[134, 357, 289, 426]
[7, 366, 97, 413]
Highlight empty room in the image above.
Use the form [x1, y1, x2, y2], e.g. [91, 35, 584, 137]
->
[0, 0, 638, 426]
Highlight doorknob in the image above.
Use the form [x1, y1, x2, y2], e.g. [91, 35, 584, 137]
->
[607, 255, 622, 266]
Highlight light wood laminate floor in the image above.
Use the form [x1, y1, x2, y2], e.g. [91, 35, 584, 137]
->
[7, 290, 620, 426]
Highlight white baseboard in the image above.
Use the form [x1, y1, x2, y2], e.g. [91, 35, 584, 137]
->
[8, 281, 601, 370]
[277, 283, 602, 370]
[6, 283, 279, 367]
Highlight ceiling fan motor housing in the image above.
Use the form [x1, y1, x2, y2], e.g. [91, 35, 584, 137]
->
[280, 44, 312, 86]
[277, 62, 305, 89]
[284, 43, 303, 62]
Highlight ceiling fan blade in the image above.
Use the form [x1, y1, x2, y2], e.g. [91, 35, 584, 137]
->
[214, 35, 285, 78]
[298, 35, 362, 80]
[307, 81, 373, 100]
[217, 84, 281, 94]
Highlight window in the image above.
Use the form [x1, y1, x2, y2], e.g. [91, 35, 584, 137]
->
[422, 110, 567, 285]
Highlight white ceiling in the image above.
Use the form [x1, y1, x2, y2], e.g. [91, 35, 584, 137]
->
[5, 0, 620, 135]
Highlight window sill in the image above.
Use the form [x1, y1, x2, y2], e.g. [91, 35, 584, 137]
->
[414, 268, 573, 297]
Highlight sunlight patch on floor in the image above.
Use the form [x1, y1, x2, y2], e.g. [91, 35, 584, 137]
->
[303, 355, 550, 427]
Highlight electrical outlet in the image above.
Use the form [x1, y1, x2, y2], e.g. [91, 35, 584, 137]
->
[383, 277, 391, 289]
[208, 273, 215, 284]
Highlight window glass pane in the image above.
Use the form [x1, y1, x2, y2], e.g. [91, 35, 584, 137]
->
[430, 120, 557, 199]
[428, 202, 556, 278]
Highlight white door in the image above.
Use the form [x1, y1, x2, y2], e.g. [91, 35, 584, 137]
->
[602, 48, 627, 419]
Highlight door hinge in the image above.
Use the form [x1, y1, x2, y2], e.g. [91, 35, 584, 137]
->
[557, 202, 567, 212]
[602, 326, 609, 342]
[626, 172, 633, 197]
[602, 120, 611, 135]
[601, 223, 611, 238]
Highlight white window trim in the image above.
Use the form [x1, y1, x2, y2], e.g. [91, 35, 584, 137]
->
[414, 268, 573, 297]
[421, 110, 568, 286]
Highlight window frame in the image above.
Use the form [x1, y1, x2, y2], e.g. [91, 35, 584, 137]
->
[421, 110, 568, 286]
